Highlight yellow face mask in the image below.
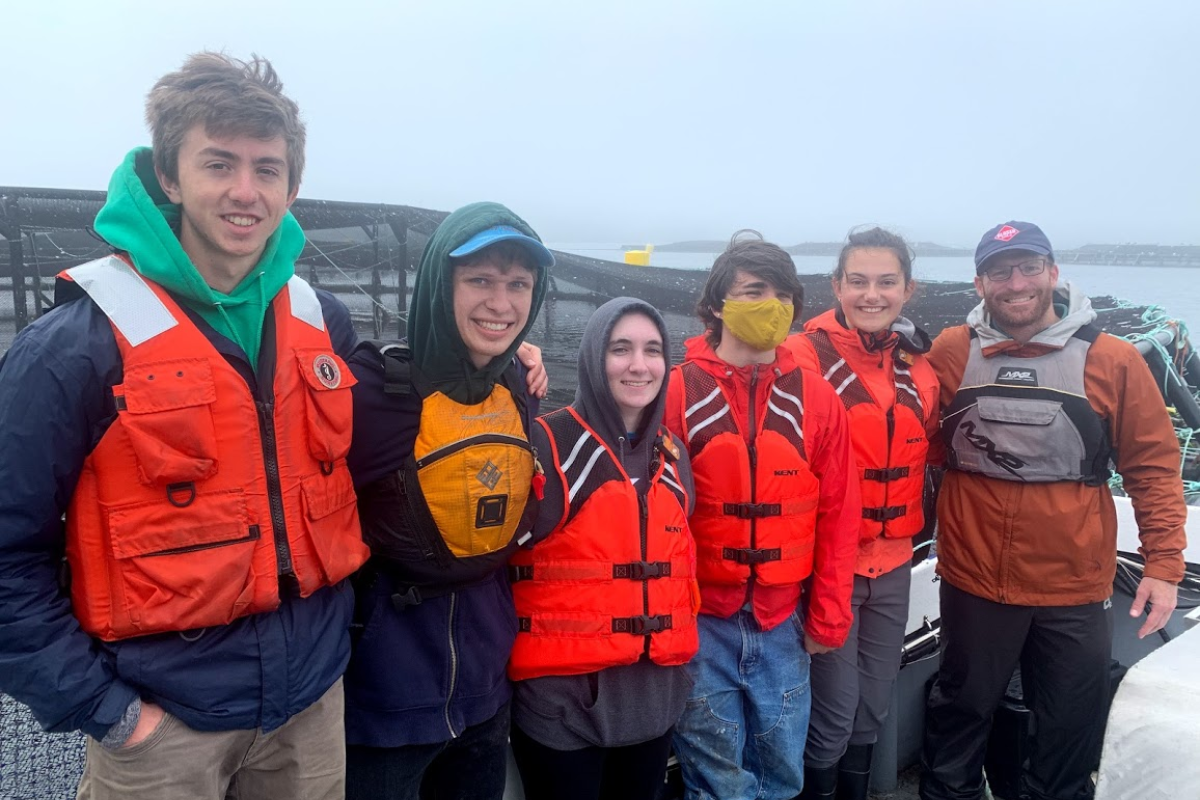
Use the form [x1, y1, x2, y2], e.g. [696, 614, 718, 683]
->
[720, 298, 794, 351]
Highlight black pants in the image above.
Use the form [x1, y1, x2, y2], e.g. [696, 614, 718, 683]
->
[346, 703, 510, 800]
[920, 582, 1112, 800]
[510, 723, 674, 800]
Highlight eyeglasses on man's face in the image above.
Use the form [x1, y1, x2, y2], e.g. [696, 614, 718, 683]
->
[981, 259, 1048, 283]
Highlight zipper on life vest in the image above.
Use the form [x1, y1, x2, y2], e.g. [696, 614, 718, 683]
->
[883, 407, 895, 537]
[747, 366, 759, 599]
[639, 491, 651, 658]
[443, 591, 461, 738]
[256, 400, 295, 581]
[415, 434, 531, 470]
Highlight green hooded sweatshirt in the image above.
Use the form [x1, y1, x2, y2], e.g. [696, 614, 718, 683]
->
[91, 147, 306, 369]
[408, 202, 549, 405]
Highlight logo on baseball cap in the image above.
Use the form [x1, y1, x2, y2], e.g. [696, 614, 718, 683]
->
[975, 221, 1054, 272]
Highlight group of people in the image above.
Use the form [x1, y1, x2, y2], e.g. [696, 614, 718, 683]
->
[0, 52, 1189, 800]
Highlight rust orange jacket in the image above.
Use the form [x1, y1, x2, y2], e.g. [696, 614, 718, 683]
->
[786, 310, 940, 578]
[664, 336, 859, 645]
[508, 408, 699, 680]
[930, 288, 1187, 605]
[62, 257, 369, 641]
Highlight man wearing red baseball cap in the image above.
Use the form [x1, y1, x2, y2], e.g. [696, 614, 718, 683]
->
[919, 221, 1188, 800]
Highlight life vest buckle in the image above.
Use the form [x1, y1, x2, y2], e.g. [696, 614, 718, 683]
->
[390, 585, 424, 610]
[613, 614, 673, 635]
[722, 547, 783, 565]
[862, 505, 906, 522]
[722, 502, 782, 520]
[863, 467, 910, 483]
[614, 561, 671, 581]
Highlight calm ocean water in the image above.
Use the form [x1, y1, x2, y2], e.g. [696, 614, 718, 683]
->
[551, 245, 1200, 329]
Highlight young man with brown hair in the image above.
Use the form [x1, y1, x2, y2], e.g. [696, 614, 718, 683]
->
[0, 52, 367, 799]
[664, 232, 860, 800]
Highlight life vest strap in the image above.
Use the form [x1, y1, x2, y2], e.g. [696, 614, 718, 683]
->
[863, 466, 910, 483]
[722, 546, 783, 565]
[722, 502, 782, 519]
[862, 505, 906, 522]
[516, 613, 676, 635]
[509, 560, 675, 582]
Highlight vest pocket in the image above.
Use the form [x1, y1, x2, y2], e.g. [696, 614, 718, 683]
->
[114, 358, 219, 486]
[105, 490, 260, 636]
[294, 349, 357, 464]
[299, 468, 366, 585]
[976, 396, 1061, 425]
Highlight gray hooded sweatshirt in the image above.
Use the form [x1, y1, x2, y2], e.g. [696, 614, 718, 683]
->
[512, 297, 697, 750]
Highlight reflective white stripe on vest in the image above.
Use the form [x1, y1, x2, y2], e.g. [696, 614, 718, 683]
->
[687, 403, 731, 443]
[65, 257, 177, 346]
[287, 275, 325, 331]
[685, 386, 722, 418]
[894, 365, 922, 406]
[823, 357, 846, 382]
[768, 384, 804, 440]
[560, 430, 594, 473]
[568, 445, 607, 503]
[660, 470, 686, 496]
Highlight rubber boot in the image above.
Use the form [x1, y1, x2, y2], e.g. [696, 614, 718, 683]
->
[835, 743, 874, 800]
[797, 763, 838, 799]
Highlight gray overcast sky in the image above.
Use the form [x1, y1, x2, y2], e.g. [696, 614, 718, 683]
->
[3, 1, 1198, 248]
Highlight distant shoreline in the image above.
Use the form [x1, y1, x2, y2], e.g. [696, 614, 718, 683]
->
[624, 241, 1200, 267]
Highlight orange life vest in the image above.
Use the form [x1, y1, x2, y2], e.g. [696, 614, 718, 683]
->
[61, 256, 369, 641]
[508, 408, 699, 681]
[674, 362, 819, 588]
[808, 330, 933, 541]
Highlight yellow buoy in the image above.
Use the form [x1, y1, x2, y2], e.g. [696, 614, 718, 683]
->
[624, 244, 654, 266]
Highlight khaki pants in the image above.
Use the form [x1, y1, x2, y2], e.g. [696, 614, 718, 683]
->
[78, 678, 345, 800]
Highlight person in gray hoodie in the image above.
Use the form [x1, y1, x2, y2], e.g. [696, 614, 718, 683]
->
[507, 297, 699, 800]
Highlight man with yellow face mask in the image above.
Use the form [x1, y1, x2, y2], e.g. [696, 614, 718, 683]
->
[663, 231, 860, 800]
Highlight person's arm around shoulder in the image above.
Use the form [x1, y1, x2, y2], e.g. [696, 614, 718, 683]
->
[0, 307, 140, 743]
[1089, 335, 1188, 638]
[517, 342, 548, 399]
[800, 374, 861, 654]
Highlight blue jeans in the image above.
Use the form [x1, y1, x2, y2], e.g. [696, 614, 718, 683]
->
[673, 609, 812, 800]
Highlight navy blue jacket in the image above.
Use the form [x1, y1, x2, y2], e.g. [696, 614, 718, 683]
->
[0, 279, 357, 741]
[344, 344, 536, 747]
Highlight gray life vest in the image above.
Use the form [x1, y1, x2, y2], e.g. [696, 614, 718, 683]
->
[942, 326, 1113, 485]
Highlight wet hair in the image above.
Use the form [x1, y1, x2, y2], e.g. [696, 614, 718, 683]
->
[452, 241, 538, 274]
[146, 52, 306, 195]
[833, 226, 915, 285]
[697, 229, 804, 347]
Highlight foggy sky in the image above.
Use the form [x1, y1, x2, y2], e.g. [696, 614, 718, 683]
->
[3, 1, 1198, 249]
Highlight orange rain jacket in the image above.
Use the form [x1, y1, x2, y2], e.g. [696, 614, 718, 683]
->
[929, 285, 1187, 605]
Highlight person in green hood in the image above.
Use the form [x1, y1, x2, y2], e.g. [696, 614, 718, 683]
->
[0, 52, 367, 800]
[343, 201, 553, 800]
